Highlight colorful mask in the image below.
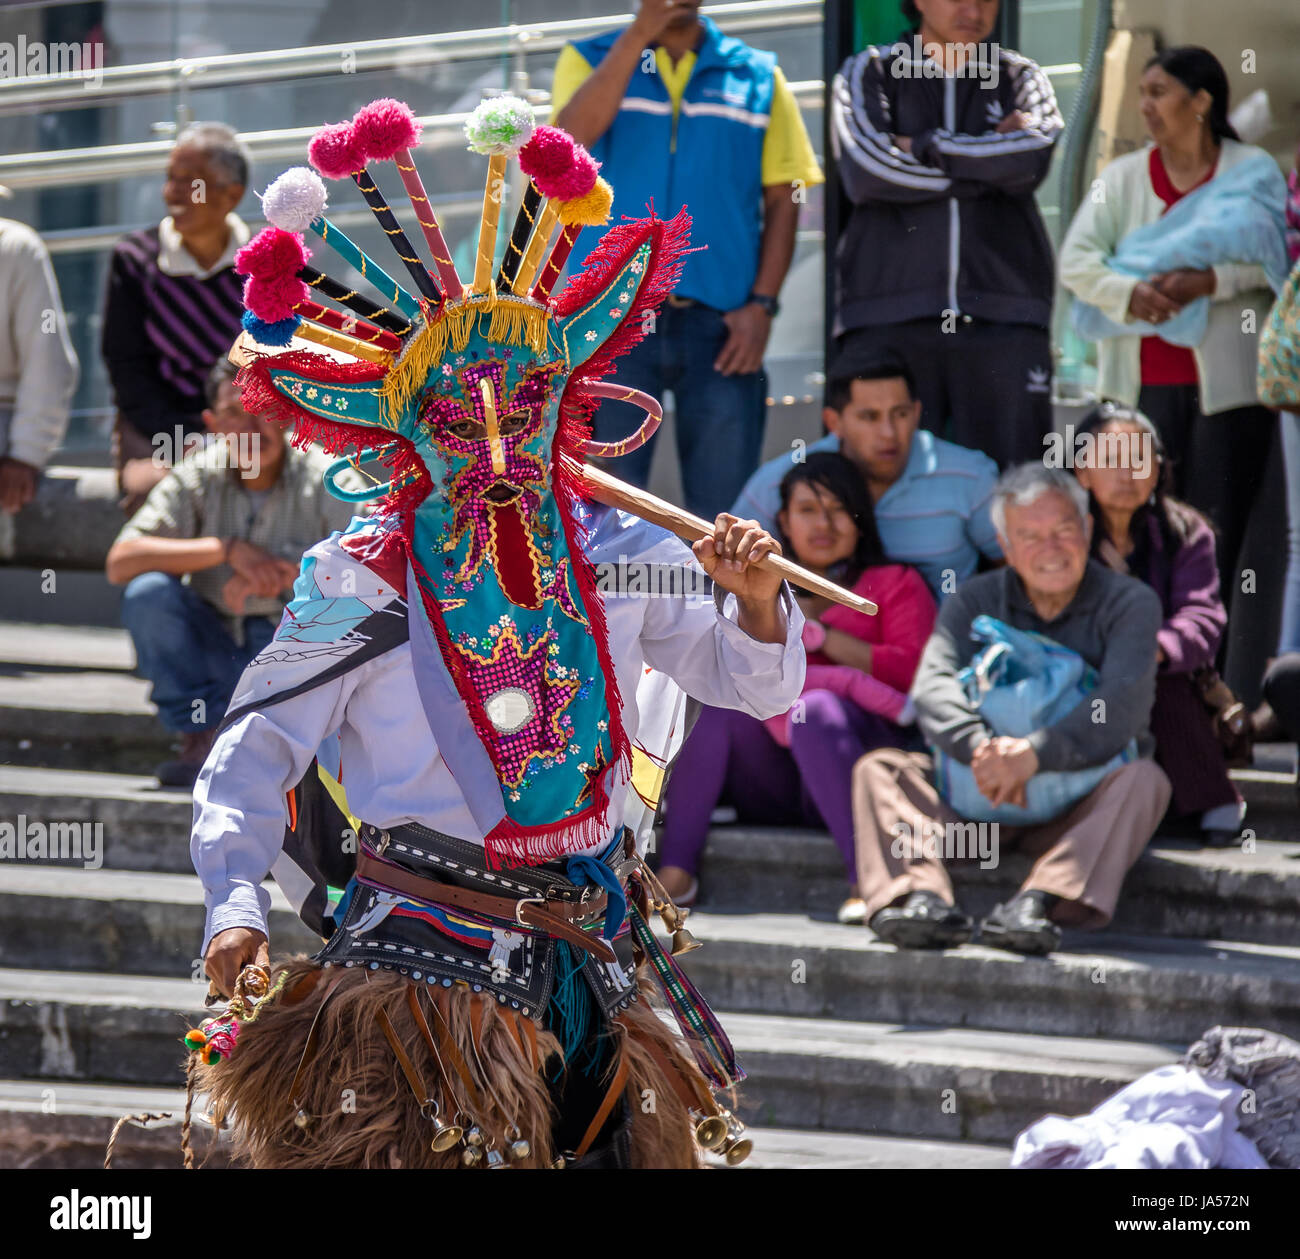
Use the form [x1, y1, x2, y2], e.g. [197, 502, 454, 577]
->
[233, 97, 687, 869]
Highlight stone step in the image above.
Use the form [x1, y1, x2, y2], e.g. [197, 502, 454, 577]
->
[696, 826, 1300, 947]
[0, 867, 322, 979]
[0, 1079, 226, 1170]
[2, 867, 1296, 1045]
[679, 911, 1300, 1046]
[0, 624, 134, 673]
[0, 967, 1162, 1147]
[0, 568, 123, 628]
[0, 767, 194, 873]
[0, 1076, 1009, 1169]
[0, 667, 167, 772]
[1, 768, 1297, 940]
[723, 1011, 1176, 1145]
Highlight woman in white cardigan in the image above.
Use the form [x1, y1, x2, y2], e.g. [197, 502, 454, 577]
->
[1059, 46, 1278, 623]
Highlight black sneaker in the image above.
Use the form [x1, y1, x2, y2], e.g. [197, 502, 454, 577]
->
[868, 890, 973, 950]
[979, 890, 1062, 955]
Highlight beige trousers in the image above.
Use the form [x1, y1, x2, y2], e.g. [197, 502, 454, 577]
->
[852, 749, 1172, 929]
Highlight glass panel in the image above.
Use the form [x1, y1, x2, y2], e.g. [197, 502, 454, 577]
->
[4, 2, 825, 458]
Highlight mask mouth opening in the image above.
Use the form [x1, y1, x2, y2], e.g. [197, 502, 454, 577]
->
[484, 479, 522, 504]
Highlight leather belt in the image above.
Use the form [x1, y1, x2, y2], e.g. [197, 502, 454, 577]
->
[665, 294, 697, 308]
[355, 848, 618, 964]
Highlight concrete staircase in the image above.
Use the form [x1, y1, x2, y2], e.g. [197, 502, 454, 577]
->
[1, 622, 1297, 1169]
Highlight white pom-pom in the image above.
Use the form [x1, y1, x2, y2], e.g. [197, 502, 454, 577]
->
[260, 167, 328, 232]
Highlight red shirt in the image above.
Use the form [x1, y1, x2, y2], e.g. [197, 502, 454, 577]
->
[1139, 148, 1218, 387]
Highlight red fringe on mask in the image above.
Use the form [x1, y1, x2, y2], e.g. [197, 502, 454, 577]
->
[234, 347, 430, 522]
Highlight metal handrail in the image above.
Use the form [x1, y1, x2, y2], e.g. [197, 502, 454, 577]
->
[0, 81, 826, 191]
[0, 1, 819, 114]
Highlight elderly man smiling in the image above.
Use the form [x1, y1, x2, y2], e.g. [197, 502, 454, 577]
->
[850, 464, 1171, 954]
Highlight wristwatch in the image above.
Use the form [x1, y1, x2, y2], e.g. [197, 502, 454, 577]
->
[747, 292, 779, 318]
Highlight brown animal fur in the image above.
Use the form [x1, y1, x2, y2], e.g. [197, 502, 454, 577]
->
[199, 957, 707, 1169]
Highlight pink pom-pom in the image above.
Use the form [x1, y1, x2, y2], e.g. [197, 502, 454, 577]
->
[308, 122, 367, 180]
[546, 145, 600, 203]
[234, 227, 309, 280]
[244, 272, 309, 323]
[352, 98, 421, 161]
[518, 126, 577, 196]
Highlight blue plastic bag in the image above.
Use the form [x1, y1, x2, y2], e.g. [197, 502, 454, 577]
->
[932, 616, 1137, 825]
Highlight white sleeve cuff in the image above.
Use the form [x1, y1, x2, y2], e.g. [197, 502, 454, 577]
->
[202, 882, 273, 957]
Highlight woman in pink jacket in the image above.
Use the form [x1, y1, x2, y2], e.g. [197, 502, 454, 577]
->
[657, 452, 936, 923]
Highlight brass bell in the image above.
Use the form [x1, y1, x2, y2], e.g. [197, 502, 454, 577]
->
[461, 1144, 483, 1167]
[465, 1124, 485, 1147]
[485, 1147, 506, 1169]
[507, 1127, 530, 1161]
[670, 925, 701, 956]
[720, 1111, 752, 1165]
[722, 1134, 753, 1165]
[430, 1114, 462, 1153]
[293, 1108, 311, 1130]
[694, 1112, 728, 1150]
[550, 1154, 567, 1170]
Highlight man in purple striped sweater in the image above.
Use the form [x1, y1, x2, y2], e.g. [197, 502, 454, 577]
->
[101, 123, 251, 512]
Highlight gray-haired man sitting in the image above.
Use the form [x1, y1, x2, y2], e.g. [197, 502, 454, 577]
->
[850, 464, 1172, 954]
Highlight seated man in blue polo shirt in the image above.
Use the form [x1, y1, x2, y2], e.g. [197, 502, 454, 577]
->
[732, 355, 1001, 598]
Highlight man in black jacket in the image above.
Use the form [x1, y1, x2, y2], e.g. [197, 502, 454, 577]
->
[830, 0, 1062, 468]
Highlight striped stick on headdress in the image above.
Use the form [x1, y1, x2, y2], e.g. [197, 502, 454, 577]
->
[261, 166, 420, 322]
[531, 177, 614, 303]
[308, 123, 441, 307]
[349, 99, 464, 300]
[463, 96, 537, 297]
[511, 137, 600, 295]
[235, 227, 394, 364]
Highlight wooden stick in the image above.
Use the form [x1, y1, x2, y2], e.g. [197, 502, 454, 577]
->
[577, 461, 878, 616]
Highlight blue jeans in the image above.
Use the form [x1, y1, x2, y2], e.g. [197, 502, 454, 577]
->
[1279, 411, 1300, 654]
[121, 572, 276, 733]
[590, 302, 767, 520]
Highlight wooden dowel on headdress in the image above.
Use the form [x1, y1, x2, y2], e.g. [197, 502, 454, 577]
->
[512, 200, 562, 295]
[496, 180, 541, 292]
[473, 154, 509, 295]
[532, 179, 611, 303]
[349, 167, 442, 305]
[393, 149, 464, 299]
[294, 298, 402, 352]
[311, 216, 420, 319]
[532, 223, 581, 302]
[298, 266, 412, 337]
[292, 320, 393, 364]
[576, 462, 878, 615]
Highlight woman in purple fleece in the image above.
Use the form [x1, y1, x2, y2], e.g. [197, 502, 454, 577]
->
[1074, 402, 1244, 843]
[656, 452, 935, 923]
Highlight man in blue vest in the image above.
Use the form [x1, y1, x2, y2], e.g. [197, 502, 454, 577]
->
[553, 0, 823, 518]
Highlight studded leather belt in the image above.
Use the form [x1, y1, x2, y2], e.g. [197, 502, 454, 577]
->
[355, 847, 618, 964]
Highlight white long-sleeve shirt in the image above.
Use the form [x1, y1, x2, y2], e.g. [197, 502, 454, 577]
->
[192, 507, 805, 953]
[0, 218, 79, 468]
